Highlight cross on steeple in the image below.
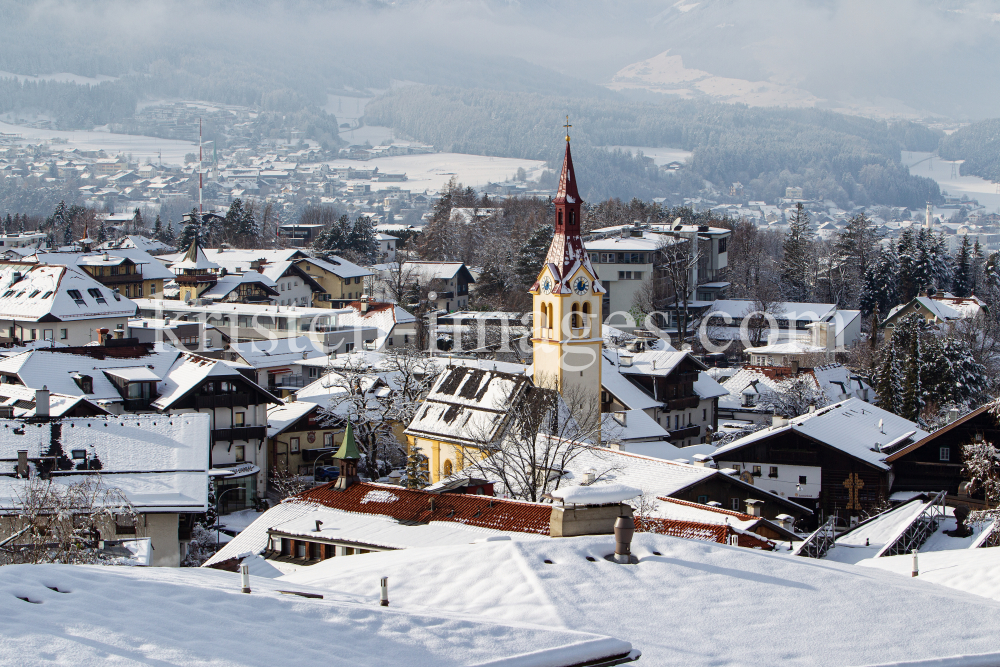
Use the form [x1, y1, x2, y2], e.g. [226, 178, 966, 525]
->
[563, 115, 572, 142]
[844, 473, 865, 510]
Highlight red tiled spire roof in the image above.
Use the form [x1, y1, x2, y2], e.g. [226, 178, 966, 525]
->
[554, 142, 581, 205]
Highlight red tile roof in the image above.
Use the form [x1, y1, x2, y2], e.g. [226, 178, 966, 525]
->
[296, 482, 552, 535]
[637, 517, 775, 550]
[658, 496, 759, 522]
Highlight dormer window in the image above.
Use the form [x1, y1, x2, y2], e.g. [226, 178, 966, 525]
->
[88, 288, 107, 304]
[67, 289, 86, 305]
[28, 290, 39, 298]
[41, 291, 52, 299]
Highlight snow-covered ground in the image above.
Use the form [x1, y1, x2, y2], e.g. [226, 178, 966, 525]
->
[0, 71, 117, 86]
[904, 151, 1000, 213]
[280, 533, 1000, 667]
[0, 120, 196, 166]
[600, 146, 692, 166]
[328, 152, 547, 194]
[0, 562, 631, 667]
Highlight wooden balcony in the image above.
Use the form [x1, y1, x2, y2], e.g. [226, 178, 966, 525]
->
[669, 424, 702, 441]
[195, 393, 251, 409]
[212, 425, 267, 443]
[664, 396, 700, 411]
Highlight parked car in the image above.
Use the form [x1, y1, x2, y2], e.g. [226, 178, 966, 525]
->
[314, 465, 341, 482]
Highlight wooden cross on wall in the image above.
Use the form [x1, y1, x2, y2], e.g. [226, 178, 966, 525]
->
[844, 472, 865, 510]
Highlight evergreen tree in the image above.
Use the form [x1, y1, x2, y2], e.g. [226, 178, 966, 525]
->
[514, 224, 553, 287]
[2, 214, 10, 234]
[835, 212, 880, 307]
[780, 203, 815, 301]
[152, 214, 163, 243]
[971, 240, 985, 295]
[164, 220, 176, 246]
[952, 235, 973, 297]
[347, 215, 378, 263]
[131, 207, 143, 235]
[401, 447, 430, 489]
[224, 199, 244, 243]
[899, 319, 923, 422]
[96, 219, 107, 244]
[860, 245, 900, 317]
[236, 203, 259, 244]
[62, 221, 74, 246]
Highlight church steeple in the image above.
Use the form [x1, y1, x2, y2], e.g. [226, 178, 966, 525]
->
[530, 124, 604, 435]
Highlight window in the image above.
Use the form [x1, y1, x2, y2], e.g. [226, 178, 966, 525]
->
[42, 329, 53, 340]
[590, 253, 600, 263]
[732, 465, 740, 473]
[571, 303, 582, 329]
[703, 409, 707, 421]
[59, 328, 67, 340]
[939, 447, 951, 462]
[718, 237, 727, 253]
[324, 433, 333, 447]
[235, 445, 245, 462]
[71, 449, 87, 460]
[752, 465, 761, 476]
[731, 498, 741, 511]
[41, 291, 52, 299]
[234, 412, 245, 426]
[0, 290, 11, 298]
[443, 459, 453, 477]
[355, 277, 361, 284]
[798, 475, 807, 485]
[29, 329, 36, 340]
[28, 290, 39, 298]
[87, 288, 106, 304]
[67, 289, 85, 305]
[769, 466, 778, 478]
[137, 284, 143, 297]
[290, 437, 300, 453]
[697, 495, 708, 504]
[601, 253, 614, 263]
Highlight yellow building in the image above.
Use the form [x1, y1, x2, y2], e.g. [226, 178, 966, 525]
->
[293, 256, 374, 308]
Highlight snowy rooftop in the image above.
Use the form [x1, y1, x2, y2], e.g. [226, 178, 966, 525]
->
[228, 335, 328, 368]
[34, 248, 175, 281]
[267, 400, 320, 438]
[0, 263, 136, 322]
[278, 533, 1000, 667]
[199, 270, 278, 300]
[302, 254, 373, 280]
[0, 564, 630, 667]
[714, 398, 921, 469]
[0, 413, 210, 511]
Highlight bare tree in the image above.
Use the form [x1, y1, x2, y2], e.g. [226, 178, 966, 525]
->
[756, 375, 827, 418]
[1, 476, 142, 565]
[656, 232, 701, 344]
[461, 376, 606, 502]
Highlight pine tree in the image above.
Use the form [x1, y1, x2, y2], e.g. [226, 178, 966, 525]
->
[62, 221, 74, 246]
[952, 235, 973, 297]
[514, 224, 553, 287]
[2, 214, 10, 234]
[152, 215, 163, 243]
[224, 199, 244, 243]
[131, 207, 143, 235]
[236, 204, 259, 245]
[402, 447, 430, 489]
[780, 203, 815, 302]
[899, 319, 922, 422]
[348, 215, 378, 263]
[165, 220, 176, 246]
[860, 245, 900, 317]
[96, 220, 107, 243]
[835, 212, 880, 307]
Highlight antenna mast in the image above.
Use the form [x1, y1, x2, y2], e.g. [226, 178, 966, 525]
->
[198, 117, 203, 216]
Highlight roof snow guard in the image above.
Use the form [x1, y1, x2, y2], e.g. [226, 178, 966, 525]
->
[532, 140, 605, 295]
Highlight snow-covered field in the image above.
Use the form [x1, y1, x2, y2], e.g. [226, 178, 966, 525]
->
[281, 533, 1000, 667]
[600, 145, 692, 166]
[0, 120, 196, 166]
[328, 152, 547, 194]
[904, 151, 1000, 213]
[0, 71, 117, 86]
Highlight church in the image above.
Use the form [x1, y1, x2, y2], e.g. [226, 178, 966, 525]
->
[405, 132, 609, 479]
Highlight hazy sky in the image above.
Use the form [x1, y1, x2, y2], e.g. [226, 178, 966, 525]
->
[5, 0, 1000, 119]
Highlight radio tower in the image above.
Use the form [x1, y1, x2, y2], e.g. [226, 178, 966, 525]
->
[198, 117, 203, 217]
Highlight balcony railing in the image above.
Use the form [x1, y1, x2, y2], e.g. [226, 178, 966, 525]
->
[669, 424, 702, 441]
[195, 393, 251, 409]
[212, 426, 267, 443]
[665, 396, 700, 411]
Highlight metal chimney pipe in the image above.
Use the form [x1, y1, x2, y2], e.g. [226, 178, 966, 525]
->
[240, 563, 251, 594]
[614, 515, 634, 564]
[380, 576, 389, 606]
[911, 549, 919, 577]
[35, 386, 49, 418]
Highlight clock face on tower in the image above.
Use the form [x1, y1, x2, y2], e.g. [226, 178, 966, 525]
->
[541, 277, 552, 294]
[573, 276, 590, 295]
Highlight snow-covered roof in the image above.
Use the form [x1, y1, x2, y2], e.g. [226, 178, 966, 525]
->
[96, 234, 173, 253]
[152, 352, 277, 410]
[335, 302, 416, 351]
[719, 364, 872, 411]
[0, 384, 107, 418]
[0, 263, 137, 322]
[404, 366, 532, 447]
[549, 483, 640, 505]
[599, 356, 659, 411]
[601, 410, 669, 443]
[0, 563, 630, 667]
[615, 350, 701, 377]
[300, 255, 373, 280]
[160, 248, 304, 276]
[33, 248, 175, 281]
[267, 400, 320, 438]
[199, 270, 278, 300]
[714, 398, 927, 469]
[103, 366, 161, 382]
[705, 299, 837, 321]
[0, 413, 210, 511]
[276, 532, 1000, 667]
[229, 335, 328, 369]
[401, 261, 471, 282]
[693, 372, 728, 400]
[172, 240, 220, 271]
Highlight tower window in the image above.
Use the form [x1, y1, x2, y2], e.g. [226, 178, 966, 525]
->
[569, 211, 575, 226]
[558, 211, 563, 226]
[571, 303, 582, 329]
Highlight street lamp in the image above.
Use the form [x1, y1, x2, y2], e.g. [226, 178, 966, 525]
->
[311, 448, 339, 481]
[215, 486, 246, 549]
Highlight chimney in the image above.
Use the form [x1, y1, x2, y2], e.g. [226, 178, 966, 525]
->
[772, 415, 789, 428]
[98, 328, 110, 345]
[775, 514, 794, 530]
[619, 354, 633, 368]
[0, 405, 13, 419]
[614, 515, 634, 564]
[583, 470, 596, 485]
[745, 499, 763, 517]
[692, 454, 712, 468]
[947, 408, 961, 423]
[790, 359, 799, 375]
[35, 386, 49, 418]
[549, 502, 634, 538]
[16, 450, 28, 478]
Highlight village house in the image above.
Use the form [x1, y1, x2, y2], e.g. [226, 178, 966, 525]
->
[881, 292, 986, 329]
[0, 406, 211, 566]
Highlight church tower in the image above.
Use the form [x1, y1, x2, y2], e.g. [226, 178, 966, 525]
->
[530, 122, 605, 431]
